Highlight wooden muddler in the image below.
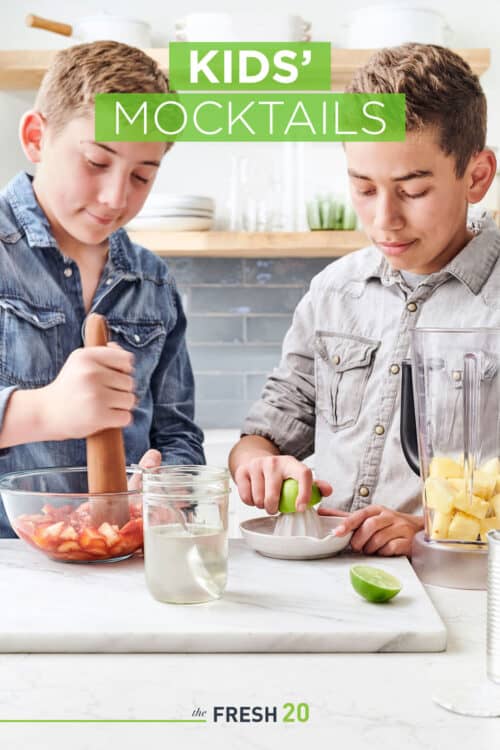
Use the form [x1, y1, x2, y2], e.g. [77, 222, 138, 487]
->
[84, 313, 130, 529]
[25, 14, 73, 37]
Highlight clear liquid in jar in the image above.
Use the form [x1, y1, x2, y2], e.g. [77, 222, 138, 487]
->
[144, 523, 228, 604]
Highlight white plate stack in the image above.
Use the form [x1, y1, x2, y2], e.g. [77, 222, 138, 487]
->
[126, 194, 215, 232]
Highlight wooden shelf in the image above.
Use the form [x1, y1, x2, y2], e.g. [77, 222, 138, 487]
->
[127, 230, 368, 257]
[0, 48, 490, 90]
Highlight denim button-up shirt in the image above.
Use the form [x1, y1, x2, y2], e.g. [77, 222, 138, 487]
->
[0, 172, 205, 537]
[242, 214, 500, 515]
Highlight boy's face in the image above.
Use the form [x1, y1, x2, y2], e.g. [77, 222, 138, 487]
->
[345, 129, 482, 274]
[31, 115, 166, 248]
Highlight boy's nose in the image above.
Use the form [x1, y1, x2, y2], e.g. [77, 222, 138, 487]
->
[372, 195, 404, 232]
[99, 177, 128, 211]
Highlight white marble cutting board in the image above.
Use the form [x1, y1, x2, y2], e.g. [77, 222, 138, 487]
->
[0, 539, 446, 653]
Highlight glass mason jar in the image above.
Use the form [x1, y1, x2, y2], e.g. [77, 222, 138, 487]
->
[142, 466, 230, 604]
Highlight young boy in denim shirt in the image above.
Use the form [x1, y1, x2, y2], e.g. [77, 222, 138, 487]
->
[229, 44, 498, 556]
[0, 42, 204, 537]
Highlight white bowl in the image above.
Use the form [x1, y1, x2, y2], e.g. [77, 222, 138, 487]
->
[240, 515, 353, 560]
[174, 12, 311, 42]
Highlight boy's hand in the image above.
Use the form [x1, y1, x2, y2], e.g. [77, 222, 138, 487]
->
[128, 448, 162, 491]
[234, 454, 332, 515]
[40, 343, 136, 441]
[318, 504, 424, 556]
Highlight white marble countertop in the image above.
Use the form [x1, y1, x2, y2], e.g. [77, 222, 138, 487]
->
[0, 540, 446, 653]
[0, 539, 499, 748]
[1, 432, 499, 746]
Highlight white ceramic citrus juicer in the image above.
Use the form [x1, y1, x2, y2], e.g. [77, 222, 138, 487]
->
[240, 479, 353, 560]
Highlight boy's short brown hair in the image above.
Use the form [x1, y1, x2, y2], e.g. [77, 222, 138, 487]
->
[346, 43, 487, 176]
[35, 40, 171, 142]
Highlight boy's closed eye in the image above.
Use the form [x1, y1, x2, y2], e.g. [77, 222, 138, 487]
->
[86, 158, 151, 184]
[354, 186, 430, 199]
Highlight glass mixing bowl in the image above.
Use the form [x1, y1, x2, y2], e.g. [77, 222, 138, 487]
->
[0, 467, 143, 563]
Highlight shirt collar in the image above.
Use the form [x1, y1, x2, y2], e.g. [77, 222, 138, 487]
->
[4, 171, 141, 278]
[355, 213, 500, 295]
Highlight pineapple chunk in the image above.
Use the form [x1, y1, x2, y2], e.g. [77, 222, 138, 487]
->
[491, 494, 500, 518]
[479, 457, 500, 476]
[424, 478, 456, 514]
[448, 512, 480, 541]
[480, 516, 500, 543]
[452, 491, 489, 520]
[474, 471, 497, 500]
[429, 457, 463, 479]
[447, 472, 496, 501]
[430, 511, 452, 540]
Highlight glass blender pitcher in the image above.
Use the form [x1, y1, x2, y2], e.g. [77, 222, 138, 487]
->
[401, 328, 500, 589]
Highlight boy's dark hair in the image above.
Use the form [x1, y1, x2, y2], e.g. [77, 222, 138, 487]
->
[346, 43, 487, 176]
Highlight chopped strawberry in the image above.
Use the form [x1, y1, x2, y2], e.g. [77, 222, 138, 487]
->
[51, 550, 92, 562]
[57, 541, 81, 553]
[97, 522, 121, 548]
[45, 521, 65, 538]
[15, 497, 143, 562]
[32, 522, 61, 550]
[84, 543, 108, 556]
[120, 518, 143, 536]
[59, 525, 78, 541]
[79, 527, 105, 550]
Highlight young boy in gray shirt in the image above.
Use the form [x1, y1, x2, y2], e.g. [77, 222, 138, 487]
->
[229, 43, 499, 557]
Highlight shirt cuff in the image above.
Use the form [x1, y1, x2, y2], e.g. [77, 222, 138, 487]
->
[242, 401, 315, 461]
[0, 386, 18, 457]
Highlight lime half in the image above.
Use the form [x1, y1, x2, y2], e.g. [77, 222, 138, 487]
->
[278, 478, 322, 513]
[350, 565, 402, 603]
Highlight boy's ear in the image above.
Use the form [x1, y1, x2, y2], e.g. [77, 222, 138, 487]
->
[466, 148, 497, 205]
[19, 110, 46, 164]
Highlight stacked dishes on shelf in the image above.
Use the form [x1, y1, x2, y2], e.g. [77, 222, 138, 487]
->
[126, 194, 215, 232]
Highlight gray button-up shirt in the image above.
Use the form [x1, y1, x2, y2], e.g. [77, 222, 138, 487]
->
[242, 215, 500, 515]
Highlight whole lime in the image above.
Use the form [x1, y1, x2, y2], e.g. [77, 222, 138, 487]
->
[278, 478, 322, 514]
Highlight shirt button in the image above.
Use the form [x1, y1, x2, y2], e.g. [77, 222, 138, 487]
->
[359, 486, 370, 498]
[64, 267, 73, 278]
[134, 334, 141, 343]
[374, 425, 385, 435]
[452, 370, 462, 382]
[407, 302, 418, 312]
[332, 355, 341, 365]
[106, 278, 113, 286]
[390, 364, 400, 375]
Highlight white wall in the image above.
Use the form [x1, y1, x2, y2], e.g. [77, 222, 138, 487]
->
[1, 0, 499, 222]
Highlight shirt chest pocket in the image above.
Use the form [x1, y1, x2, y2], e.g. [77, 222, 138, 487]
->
[107, 319, 166, 399]
[314, 331, 380, 431]
[0, 298, 65, 387]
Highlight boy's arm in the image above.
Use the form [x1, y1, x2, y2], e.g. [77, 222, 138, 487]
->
[0, 387, 49, 449]
[0, 346, 136, 450]
[229, 290, 330, 513]
[236, 288, 318, 462]
[148, 282, 205, 465]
